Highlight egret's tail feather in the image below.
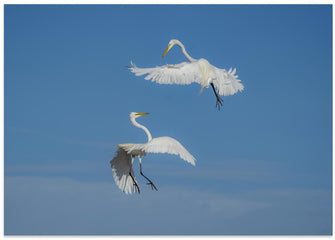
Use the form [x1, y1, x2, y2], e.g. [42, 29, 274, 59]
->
[213, 67, 244, 96]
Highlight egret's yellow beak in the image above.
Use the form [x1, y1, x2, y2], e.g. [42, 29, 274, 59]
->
[135, 112, 149, 116]
[162, 44, 171, 58]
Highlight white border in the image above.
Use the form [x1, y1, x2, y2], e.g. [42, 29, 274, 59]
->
[1, 2, 333, 240]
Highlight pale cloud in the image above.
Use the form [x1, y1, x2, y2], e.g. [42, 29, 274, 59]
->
[143, 158, 287, 182]
[4, 175, 331, 235]
[6, 126, 34, 133]
[6, 125, 115, 149]
[62, 139, 117, 149]
[5, 162, 102, 174]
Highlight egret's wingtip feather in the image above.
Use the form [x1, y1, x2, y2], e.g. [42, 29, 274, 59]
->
[213, 66, 244, 96]
[110, 147, 138, 194]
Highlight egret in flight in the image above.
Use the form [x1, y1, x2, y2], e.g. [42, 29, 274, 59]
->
[128, 39, 244, 110]
[110, 112, 196, 194]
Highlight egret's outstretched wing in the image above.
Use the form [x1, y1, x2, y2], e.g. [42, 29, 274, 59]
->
[129, 61, 202, 85]
[130, 137, 196, 166]
[213, 67, 244, 96]
[110, 147, 138, 194]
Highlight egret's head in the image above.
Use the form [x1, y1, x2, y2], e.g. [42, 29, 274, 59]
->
[162, 39, 180, 58]
[129, 112, 149, 120]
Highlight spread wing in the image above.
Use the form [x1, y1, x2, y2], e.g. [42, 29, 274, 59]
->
[128, 61, 202, 85]
[130, 136, 196, 166]
[213, 67, 244, 96]
[110, 147, 138, 194]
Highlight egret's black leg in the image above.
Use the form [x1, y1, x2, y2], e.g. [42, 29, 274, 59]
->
[210, 83, 223, 110]
[139, 161, 158, 191]
[129, 170, 140, 194]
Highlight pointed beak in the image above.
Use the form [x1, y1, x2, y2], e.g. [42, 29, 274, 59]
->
[162, 44, 171, 58]
[135, 113, 149, 116]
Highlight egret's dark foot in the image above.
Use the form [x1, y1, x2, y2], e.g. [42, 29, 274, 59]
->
[139, 161, 158, 192]
[210, 83, 224, 110]
[133, 181, 140, 193]
[140, 171, 158, 191]
[129, 172, 140, 194]
[215, 95, 224, 110]
[146, 180, 158, 191]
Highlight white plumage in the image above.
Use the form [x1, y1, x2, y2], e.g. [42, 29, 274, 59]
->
[110, 147, 138, 194]
[212, 67, 243, 96]
[129, 136, 195, 166]
[110, 112, 195, 194]
[130, 61, 202, 86]
[129, 39, 244, 110]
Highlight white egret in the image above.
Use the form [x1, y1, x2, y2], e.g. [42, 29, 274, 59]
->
[128, 39, 244, 110]
[110, 112, 196, 194]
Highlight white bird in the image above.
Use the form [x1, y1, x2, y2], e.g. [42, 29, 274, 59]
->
[128, 39, 244, 110]
[110, 112, 196, 194]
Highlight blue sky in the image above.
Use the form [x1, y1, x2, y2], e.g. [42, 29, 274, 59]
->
[4, 4, 332, 235]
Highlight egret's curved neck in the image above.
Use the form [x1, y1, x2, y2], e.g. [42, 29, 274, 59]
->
[131, 117, 152, 142]
[175, 41, 196, 62]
